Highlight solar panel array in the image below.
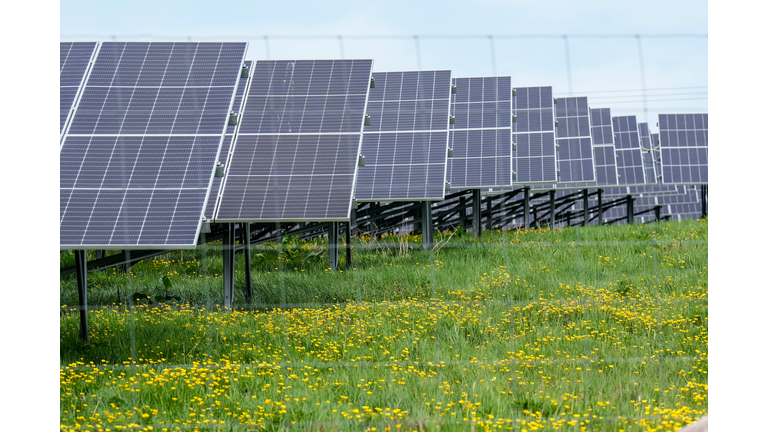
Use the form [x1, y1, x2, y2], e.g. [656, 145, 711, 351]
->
[356, 70, 451, 201]
[612, 115, 647, 186]
[214, 59, 373, 222]
[589, 108, 620, 187]
[638, 122, 658, 183]
[60, 42, 247, 249]
[447, 77, 512, 189]
[512, 87, 557, 184]
[60, 42, 98, 136]
[659, 113, 708, 185]
[554, 96, 596, 188]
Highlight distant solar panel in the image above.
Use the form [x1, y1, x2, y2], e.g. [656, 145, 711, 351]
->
[356, 70, 451, 201]
[215, 59, 373, 221]
[60, 42, 98, 136]
[612, 115, 648, 186]
[448, 77, 512, 188]
[554, 96, 596, 189]
[659, 113, 708, 184]
[589, 108, 620, 186]
[512, 86, 557, 184]
[60, 42, 248, 249]
[638, 122, 658, 183]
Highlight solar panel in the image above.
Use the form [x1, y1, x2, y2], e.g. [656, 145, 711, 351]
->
[638, 122, 658, 183]
[589, 108, 620, 186]
[60, 42, 98, 136]
[447, 77, 512, 189]
[659, 113, 708, 184]
[612, 115, 648, 187]
[554, 96, 596, 189]
[355, 70, 451, 201]
[214, 59, 373, 222]
[204, 61, 252, 220]
[512, 86, 557, 184]
[60, 42, 248, 249]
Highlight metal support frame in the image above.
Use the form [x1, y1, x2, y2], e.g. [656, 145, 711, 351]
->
[243, 223, 252, 304]
[459, 196, 467, 230]
[421, 201, 434, 249]
[549, 190, 556, 228]
[328, 222, 339, 270]
[486, 195, 493, 231]
[222, 223, 235, 309]
[75, 250, 89, 343]
[345, 221, 352, 268]
[700, 184, 707, 219]
[522, 188, 530, 229]
[597, 189, 603, 225]
[582, 189, 590, 227]
[654, 205, 661, 222]
[472, 189, 482, 237]
[626, 194, 634, 224]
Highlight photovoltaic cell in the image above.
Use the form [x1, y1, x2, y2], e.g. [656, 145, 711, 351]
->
[60, 42, 98, 135]
[659, 113, 708, 184]
[554, 96, 596, 188]
[60, 42, 248, 249]
[447, 77, 512, 188]
[215, 59, 373, 222]
[612, 115, 648, 186]
[589, 108, 620, 187]
[512, 86, 557, 184]
[356, 70, 451, 201]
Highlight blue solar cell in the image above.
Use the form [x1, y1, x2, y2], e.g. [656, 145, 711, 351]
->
[216, 59, 373, 221]
[60, 42, 247, 248]
[447, 76, 512, 189]
[587, 108, 620, 187]
[659, 113, 708, 185]
[512, 86, 557, 184]
[611, 115, 648, 187]
[60, 42, 98, 134]
[553, 97, 596, 187]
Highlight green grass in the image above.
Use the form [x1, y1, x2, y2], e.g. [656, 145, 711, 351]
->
[59, 220, 708, 431]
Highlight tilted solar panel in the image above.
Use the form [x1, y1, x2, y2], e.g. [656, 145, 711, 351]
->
[659, 113, 708, 185]
[589, 108, 620, 187]
[356, 70, 451, 201]
[447, 77, 512, 189]
[512, 86, 557, 184]
[612, 115, 648, 187]
[60, 42, 98, 136]
[554, 96, 596, 189]
[60, 42, 248, 249]
[215, 59, 373, 222]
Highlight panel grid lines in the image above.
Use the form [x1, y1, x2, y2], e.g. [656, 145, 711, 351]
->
[658, 113, 708, 185]
[60, 42, 248, 249]
[611, 115, 648, 187]
[512, 86, 557, 185]
[60, 42, 98, 135]
[215, 59, 373, 222]
[356, 70, 451, 201]
[554, 96, 596, 189]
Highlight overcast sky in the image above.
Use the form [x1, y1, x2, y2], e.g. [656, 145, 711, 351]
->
[61, 0, 708, 127]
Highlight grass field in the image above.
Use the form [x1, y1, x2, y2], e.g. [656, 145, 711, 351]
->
[60, 220, 708, 431]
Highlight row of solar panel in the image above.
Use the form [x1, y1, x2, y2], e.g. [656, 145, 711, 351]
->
[60, 41, 708, 250]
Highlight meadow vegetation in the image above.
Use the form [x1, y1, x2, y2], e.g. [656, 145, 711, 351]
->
[60, 220, 708, 431]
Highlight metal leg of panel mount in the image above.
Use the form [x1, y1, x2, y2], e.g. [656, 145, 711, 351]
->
[222, 223, 235, 309]
[329, 222, 339, 270]
[549, 190, 556, 228]
[523, 187, 530, 230]
[421, 201, 433, 249]
[244, 223, 253, 304]
[472, 190, 482, 238]
[75, 250, 89, 343]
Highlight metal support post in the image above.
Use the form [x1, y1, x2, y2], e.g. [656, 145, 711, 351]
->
[549, 190, 556, 228]
[654, 205, 661, 222]
[328, 222, 339, 270]
[486, 195, 493, 231]
[626, 195, 634, 224]
[523, 187, 530, 230]
[472, 189, 482, 237]
[222, 223, 235, 309]
[597, 189, 603, 225]
[567, 212, 572, 227]
[582, 189, 590, 226]
[345, 221, 352, 268]
[75, 250, 89, 343]
[700, 184, 707, 219]
[459, 196, 467, 229]
[244, 223, 253, 304]
[421, 201, 433, 249]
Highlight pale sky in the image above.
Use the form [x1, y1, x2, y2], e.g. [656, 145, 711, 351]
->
[61, 0, 708, 128]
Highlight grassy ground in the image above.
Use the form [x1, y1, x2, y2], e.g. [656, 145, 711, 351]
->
[60, 220, 708, 431]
